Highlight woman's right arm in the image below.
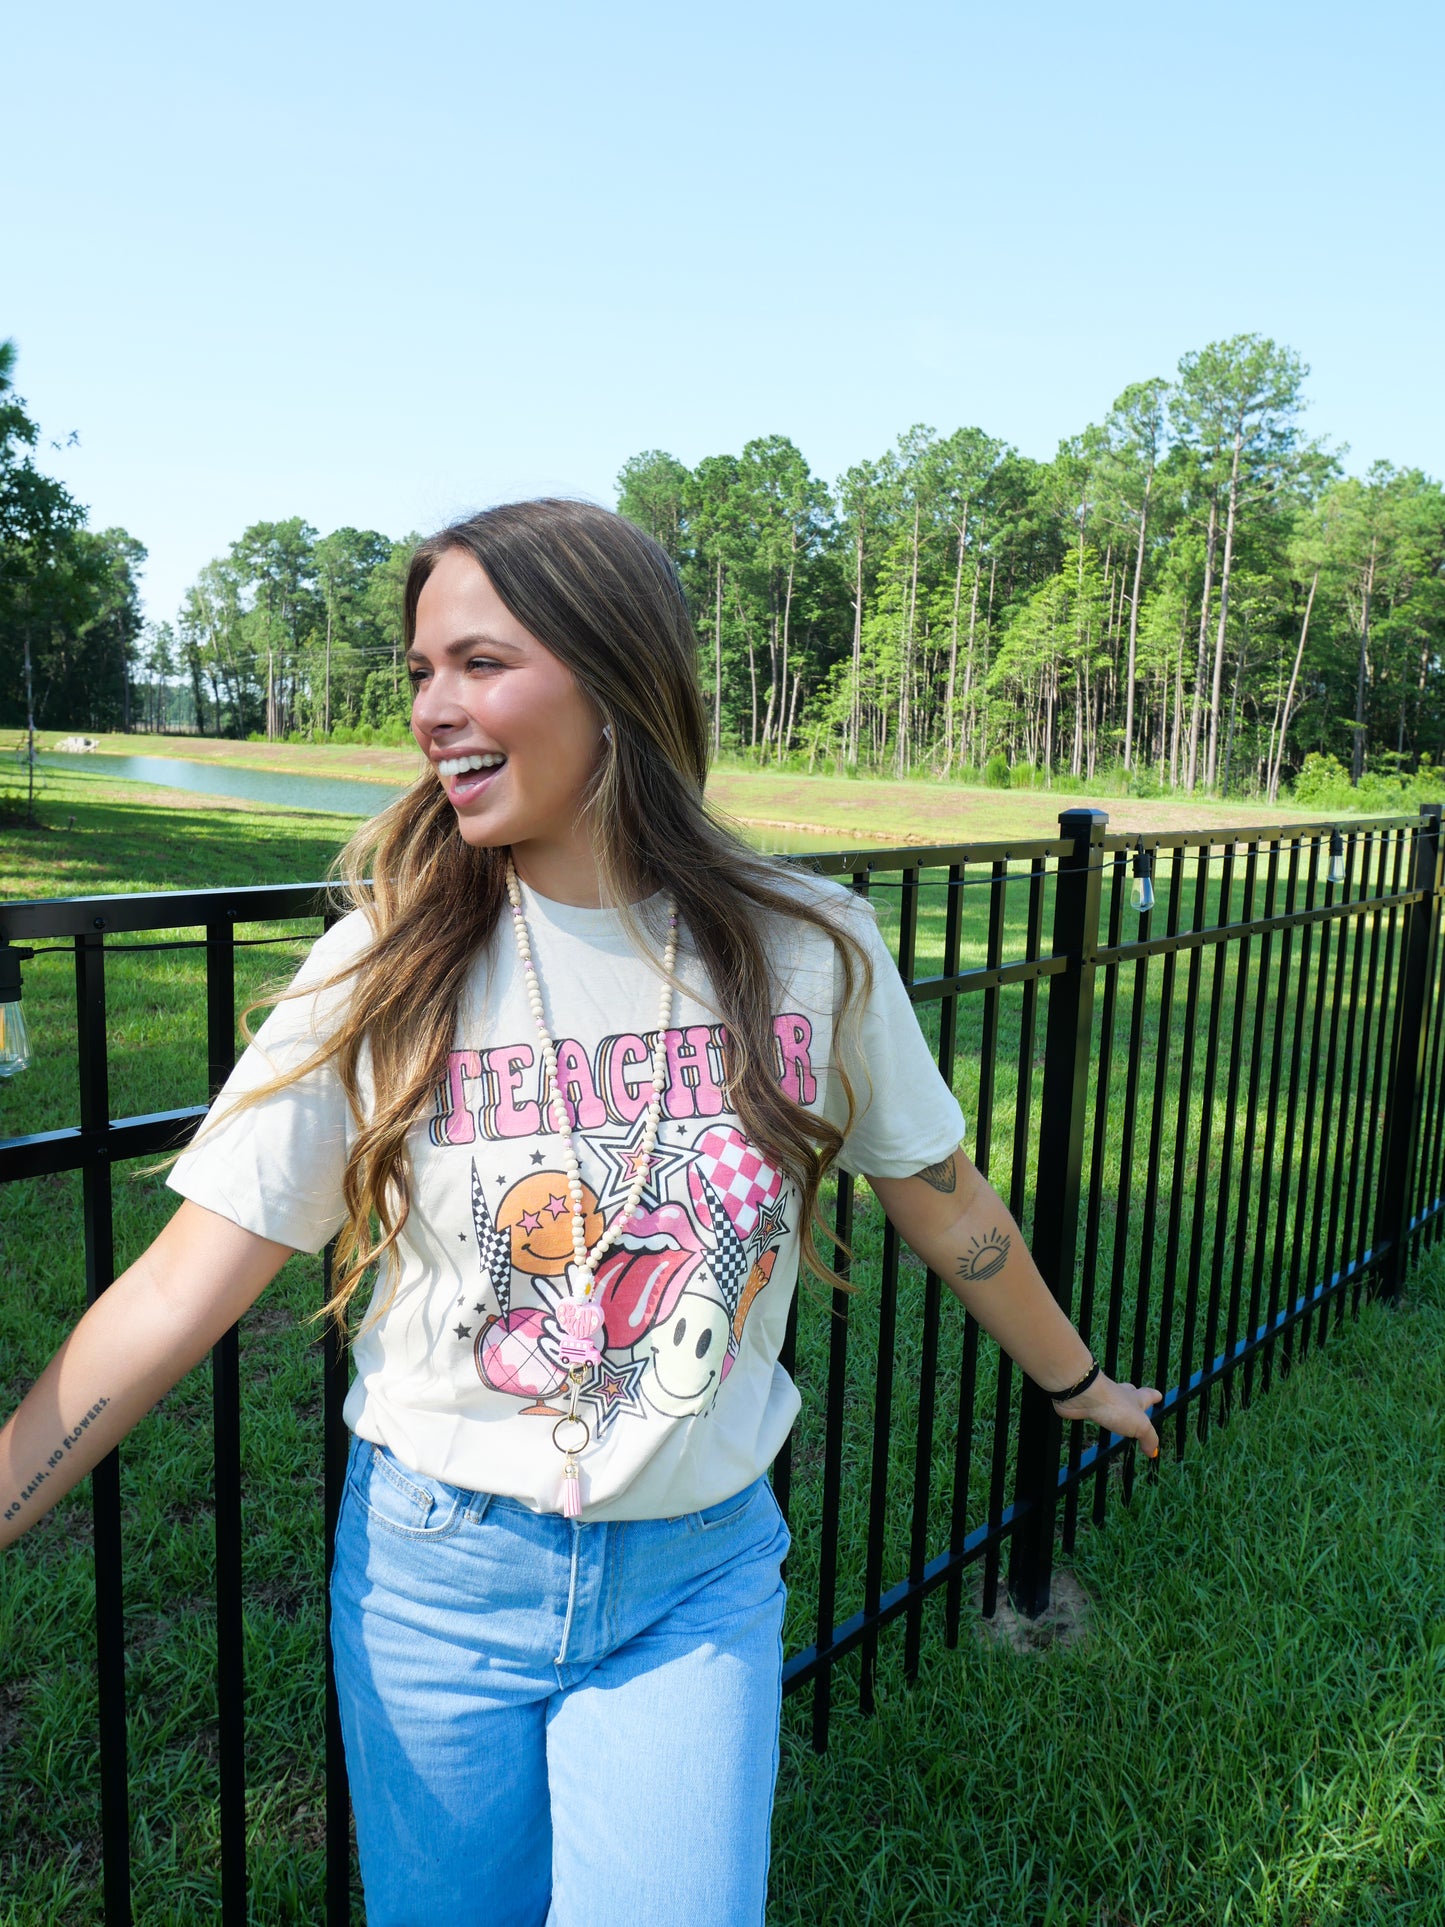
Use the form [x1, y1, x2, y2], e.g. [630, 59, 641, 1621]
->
[0, 1201, 295, 1551]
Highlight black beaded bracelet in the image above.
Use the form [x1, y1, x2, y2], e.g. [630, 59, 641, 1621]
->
[1046, 1358, 1100, 1404]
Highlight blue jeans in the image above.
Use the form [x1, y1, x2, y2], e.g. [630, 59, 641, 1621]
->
[330, 1436, 790, 1927]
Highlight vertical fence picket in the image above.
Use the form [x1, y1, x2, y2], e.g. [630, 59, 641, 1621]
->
[1108, 856, 1153, 1514]
[1359, 832, 1408, 1301]
[75, 930, 132, 1927]
[859, 866, 917, 1710]
[205, 918, 247, 1924]
[1202, 841, 1254, 1439]
[1326, 830, 1369, 1338]
[1377, 806, 1445, 1296]
[1140, 844, 1184, 1443]
[1007, 810, 1106, 1618]
[1067, 849, 1124, 1547]
[1166, 845, 1214, 1456]
[317, 906, 355, 1924]
[903, 864, 960, 1680]
[811, 1170, 854, 1753]
[321, 1237, 354, 1927]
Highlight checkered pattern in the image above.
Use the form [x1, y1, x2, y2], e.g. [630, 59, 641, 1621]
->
[695, 1127, 782, 1242]
[470, 1161, 512, 1316]
[692, 1171, 751, 1323]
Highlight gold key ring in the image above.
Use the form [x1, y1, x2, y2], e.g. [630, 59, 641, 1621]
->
[552, 1413, 591, 1456]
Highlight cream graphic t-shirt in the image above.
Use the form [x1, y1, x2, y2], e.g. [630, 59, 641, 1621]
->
[169, 871, 965, 1519]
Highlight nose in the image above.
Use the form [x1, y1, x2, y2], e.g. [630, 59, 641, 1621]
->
[410, 666, 467, 738]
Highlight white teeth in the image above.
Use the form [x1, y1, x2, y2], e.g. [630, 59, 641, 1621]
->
[438, 753, 505, 777]
[619, 1231, 680, 1255]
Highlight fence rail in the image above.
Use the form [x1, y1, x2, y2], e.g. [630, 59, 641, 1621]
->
[3, 804, 1444, 1925]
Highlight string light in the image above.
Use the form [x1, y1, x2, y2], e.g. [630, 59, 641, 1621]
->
[1130, 838, 1156, 915]
[0, 946, 33, 1078]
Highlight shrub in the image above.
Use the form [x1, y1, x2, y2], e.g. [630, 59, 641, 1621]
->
[983, 753, 1011, 789]
[1288, 749, 1445, 814]
[1290, 751, 1352, 805]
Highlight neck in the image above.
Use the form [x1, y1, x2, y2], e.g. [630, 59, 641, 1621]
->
[507, 841, 645, 909]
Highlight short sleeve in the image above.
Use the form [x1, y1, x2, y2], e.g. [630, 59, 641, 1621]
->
[830, 895, 967, 1180]
[167, 911, 371, 1253]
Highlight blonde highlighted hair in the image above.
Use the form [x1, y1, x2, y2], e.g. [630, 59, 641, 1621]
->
[230, 499, 874, 1333]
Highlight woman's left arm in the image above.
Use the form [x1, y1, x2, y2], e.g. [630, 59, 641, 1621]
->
[865, 1144, 1161, 1456]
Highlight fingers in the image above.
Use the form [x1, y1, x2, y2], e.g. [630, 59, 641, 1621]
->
[1098, 1378, 1163, 1459]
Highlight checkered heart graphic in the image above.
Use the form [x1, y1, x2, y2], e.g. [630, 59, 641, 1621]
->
[688, 1127, 783, 1241]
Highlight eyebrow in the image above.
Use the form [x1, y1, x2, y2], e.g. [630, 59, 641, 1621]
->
[404, 632, 525, 662]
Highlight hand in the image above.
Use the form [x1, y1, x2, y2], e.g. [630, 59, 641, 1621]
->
[1053, 1372, 1162, 1458]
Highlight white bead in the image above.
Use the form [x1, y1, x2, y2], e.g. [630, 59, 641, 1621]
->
[505, 857, 676, 1295]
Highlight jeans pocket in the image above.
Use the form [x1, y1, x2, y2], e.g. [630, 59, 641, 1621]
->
[347, 1438, 472, 1539]
[690, 1478, 765, 1532]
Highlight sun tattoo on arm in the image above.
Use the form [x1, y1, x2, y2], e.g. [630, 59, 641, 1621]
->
[955, 1227, 1011, 1283]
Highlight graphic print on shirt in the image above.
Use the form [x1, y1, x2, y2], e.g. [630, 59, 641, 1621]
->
[442, 1015, 809, 1434]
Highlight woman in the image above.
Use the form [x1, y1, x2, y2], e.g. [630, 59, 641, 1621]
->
[0, 501, 1160, 1926]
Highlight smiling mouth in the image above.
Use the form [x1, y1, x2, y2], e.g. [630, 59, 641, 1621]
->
[646, 1343, 716, 1403]
[446, 760, 506, 805]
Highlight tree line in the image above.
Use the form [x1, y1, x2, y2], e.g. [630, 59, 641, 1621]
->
[7, 331, 1443, 795]
[0, 341, 146, 735]
[617, 336, 1445, 796]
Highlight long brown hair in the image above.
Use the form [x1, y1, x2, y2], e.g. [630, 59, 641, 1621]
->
[236, 500, 874, 1333]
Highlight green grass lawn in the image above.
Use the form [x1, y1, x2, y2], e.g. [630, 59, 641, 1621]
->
[3, 766, 1442, 1923]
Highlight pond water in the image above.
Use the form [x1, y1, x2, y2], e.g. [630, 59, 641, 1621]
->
[34, 750, 407, 819]
[33, 750, 900, 854]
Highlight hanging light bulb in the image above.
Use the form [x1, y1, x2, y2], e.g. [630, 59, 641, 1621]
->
[0, 945, 33, 1077]
[1131, 838, 1156, 915]
[1328, 828, 1347, 887]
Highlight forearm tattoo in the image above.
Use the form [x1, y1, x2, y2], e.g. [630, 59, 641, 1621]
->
[914, 1154, 958, 1195]
[2, 1397, 111, 1525]
[954, 1226, 1011, 1283]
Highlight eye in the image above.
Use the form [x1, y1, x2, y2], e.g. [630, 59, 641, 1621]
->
[695, 1327, 713, 1361]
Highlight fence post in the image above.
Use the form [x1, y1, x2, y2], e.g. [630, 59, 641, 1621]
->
[1007, 808, 1107, 1618]
[1375, 803, 1444, 1301]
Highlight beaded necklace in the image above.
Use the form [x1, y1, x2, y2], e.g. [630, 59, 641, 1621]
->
[504, 857, 678, 1516]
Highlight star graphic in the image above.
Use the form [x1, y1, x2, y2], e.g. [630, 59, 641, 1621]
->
[454, 1322, 472, 1340]
[473, 1302, 486, 1315]
[497, 1174, 507, 1186]
[520, 1209, 542, 1233]
[530, 1149, 545, 1165]
[752, 1193, 790, 1254]
[589, 1122, 697, 1217]
[581, 1355, 649, 1435]
[546, 1193, 569, 1219]
[458, 1232, 467, 1242]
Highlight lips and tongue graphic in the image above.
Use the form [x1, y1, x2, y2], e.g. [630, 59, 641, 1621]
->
[592, 1201, 703, 1351]
[592, 1131, 784, 1352]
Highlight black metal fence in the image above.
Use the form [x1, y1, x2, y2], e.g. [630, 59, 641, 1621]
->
[3, 804, 1443, 1924]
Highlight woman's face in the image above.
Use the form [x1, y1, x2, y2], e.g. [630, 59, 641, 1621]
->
[407, 546, 605, 895]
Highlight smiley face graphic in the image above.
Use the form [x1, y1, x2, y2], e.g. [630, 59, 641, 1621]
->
[496, 1170, 603, 1276]
[640, 1292, 731, 1416]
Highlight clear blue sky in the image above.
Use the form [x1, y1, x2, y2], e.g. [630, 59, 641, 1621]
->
[6, 0, 1441, 621]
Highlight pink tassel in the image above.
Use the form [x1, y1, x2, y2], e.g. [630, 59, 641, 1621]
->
[560, 1461, 583, 1518]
